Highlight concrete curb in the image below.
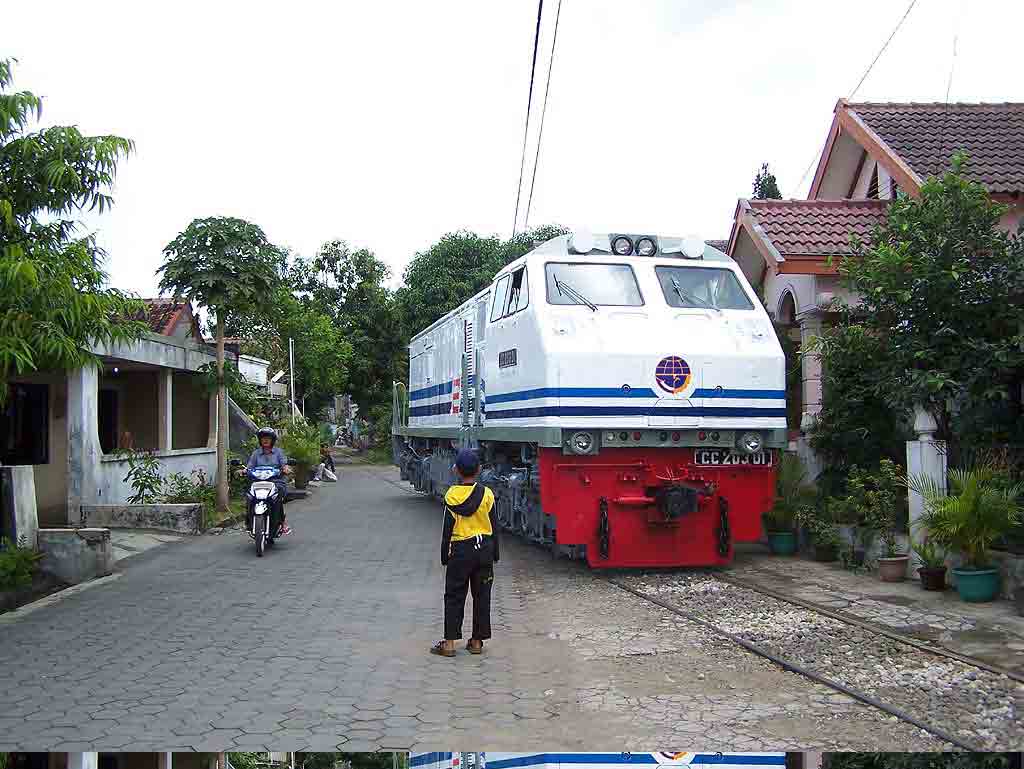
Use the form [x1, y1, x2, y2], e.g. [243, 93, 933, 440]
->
[0, 572, 124, 626]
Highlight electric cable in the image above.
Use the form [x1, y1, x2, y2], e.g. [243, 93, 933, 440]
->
[524, 0, 564, 232]
[512, 0, 546, 238]
[788, 0, 919, 197]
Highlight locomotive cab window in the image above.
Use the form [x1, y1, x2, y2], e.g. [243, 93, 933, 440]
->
[545, 262, 643, 306]
[490, 274, 511, 321]
[505, 266, 529, 315]
[655, 265, 754, 310]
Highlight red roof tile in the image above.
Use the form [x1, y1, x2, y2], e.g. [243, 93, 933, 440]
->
[744, 199, 890, 257]
[134, 299, 189, 335]
[847, 102, 1024, 194]
[705, 239, 730, 253]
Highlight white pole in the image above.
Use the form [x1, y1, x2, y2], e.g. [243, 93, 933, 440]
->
[289, 337, 296, 424]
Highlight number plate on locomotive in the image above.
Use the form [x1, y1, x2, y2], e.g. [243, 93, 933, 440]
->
[694, 449, 773, 466]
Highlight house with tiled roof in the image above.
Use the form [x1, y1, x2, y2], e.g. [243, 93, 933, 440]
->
[134, 298, 203, 339]
[721, 99, 1024, 457]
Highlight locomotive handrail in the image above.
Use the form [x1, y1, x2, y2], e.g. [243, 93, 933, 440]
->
[392, 381, 409, 429]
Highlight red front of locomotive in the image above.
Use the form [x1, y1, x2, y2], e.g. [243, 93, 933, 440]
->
[539, 445, 777, 568]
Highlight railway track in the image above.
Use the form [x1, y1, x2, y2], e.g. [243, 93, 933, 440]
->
[604, 571, 1024, 752]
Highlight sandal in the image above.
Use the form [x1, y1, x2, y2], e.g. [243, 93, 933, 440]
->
[430, 641, 455, 657]
[466, 640, 483, 654]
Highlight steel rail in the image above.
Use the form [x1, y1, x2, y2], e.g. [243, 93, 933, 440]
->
[716, 572, 1024, 684]
[605, 575, 979, 751]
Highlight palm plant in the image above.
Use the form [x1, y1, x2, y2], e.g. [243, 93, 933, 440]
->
[763, 453, 816, 532]
[909, 466, 1024, 569]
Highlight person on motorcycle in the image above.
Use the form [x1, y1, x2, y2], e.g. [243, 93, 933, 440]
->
[243, 427, 292, 536]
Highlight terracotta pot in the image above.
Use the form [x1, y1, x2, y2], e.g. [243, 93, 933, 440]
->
[918, 566, 947, 591]
[877, 555, 909, 582]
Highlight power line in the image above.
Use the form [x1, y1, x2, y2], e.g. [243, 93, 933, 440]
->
[512, 0, 546, 239]
[524, 0, 563, 232]
[848, 0, 918, 100]
[788, 0, 918, 197]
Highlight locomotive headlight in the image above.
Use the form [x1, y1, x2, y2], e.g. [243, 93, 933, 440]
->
[738, 431, 763, 454]
[570, 431, 595, 454]
[635, 237, 656, 256]
[611, 236, 633, 256]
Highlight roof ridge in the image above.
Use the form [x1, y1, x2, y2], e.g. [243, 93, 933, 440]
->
[745, 198, 889, 207]
[847, 101, 1024, 109]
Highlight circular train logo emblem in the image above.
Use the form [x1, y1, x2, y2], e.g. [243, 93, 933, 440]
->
[655, 754, 694, 765]
[655, 356, 692, 394]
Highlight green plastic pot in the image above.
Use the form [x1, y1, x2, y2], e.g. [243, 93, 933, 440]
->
[951, 567, 1000, 603]
[767, 531, 797, 555]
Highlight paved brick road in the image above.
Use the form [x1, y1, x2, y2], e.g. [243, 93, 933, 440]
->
[0, 464, 946, 751]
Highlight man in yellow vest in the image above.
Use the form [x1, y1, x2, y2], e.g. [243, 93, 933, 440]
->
[431, 448, 499, 657]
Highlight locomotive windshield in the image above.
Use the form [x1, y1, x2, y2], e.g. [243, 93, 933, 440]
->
[545, 263, 643, 306]
[655, 266, 754, 310]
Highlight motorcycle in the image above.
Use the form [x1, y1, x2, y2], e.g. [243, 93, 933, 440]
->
[232, 460, 286, 556]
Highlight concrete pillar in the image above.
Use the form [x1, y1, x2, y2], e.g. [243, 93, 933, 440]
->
[158, 369, 173, 451]
[67, 365, 101, 521]
[798, 313, 823, 431]
[68, 755, 98, 769]
[1, 465, 39, 547]
[907, 406, 947, 570]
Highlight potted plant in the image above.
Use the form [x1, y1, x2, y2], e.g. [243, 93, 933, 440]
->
[280, 418, 321, 490]
[910, 538, 947, 591]
[796, 504, 840, 562]
[866, 460, 909, 581]
[910, 466, 1023, 603]
[762, 453, 814, 556]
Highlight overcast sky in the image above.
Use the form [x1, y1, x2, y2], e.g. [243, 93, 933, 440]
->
[4, 0, 1023, 296]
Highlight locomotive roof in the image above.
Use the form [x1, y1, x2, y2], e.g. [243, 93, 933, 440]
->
[408, 233, 732, 344]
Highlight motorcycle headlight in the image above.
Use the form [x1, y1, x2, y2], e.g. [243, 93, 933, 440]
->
[738, 431, 763, 454]
[570, 431, 595, 455]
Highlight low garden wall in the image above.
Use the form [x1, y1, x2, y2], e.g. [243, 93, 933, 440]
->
[37, 528, 113, 585]
[80, 503, 203, 535]
[97, 447, 216, 505]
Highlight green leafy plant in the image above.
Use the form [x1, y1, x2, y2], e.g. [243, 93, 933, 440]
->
[795, 503, 841, 550]
[762, 453, 815, 532]
[910, 538, 946, 569]
[825, 753, 1016, 769]
[0, 536, 42, 591]
[114, 450, 163, 505]
[280, 418, 320, 466]
[0, 58, 146, 403]
[909, 466, 1024, 569]
[160, 469, 217, 522]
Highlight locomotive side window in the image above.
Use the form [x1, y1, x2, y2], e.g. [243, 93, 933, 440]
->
[490, 274, 511, 322]
[545, 262, 643, 306]
[655, 265, 754, 310]
[505, 266, 529, 315]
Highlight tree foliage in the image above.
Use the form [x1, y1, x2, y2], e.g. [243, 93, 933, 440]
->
[752, 162, 782, 199]
[811, 154, 1024, 483]
[0, 57, 145, 399]
[394, 223, 566, 343]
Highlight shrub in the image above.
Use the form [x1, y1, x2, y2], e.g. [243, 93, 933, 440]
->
[0, 537, 42, 591]
[280, 418, 320, 466]
[160, 469, 217, 524]
[115, 450, 163, 504]
[762, 453, 815, 532]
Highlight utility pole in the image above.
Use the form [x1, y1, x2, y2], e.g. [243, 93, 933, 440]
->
[288, 337, 296, 424]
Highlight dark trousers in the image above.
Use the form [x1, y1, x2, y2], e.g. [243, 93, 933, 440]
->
[444, 538, 494, 641]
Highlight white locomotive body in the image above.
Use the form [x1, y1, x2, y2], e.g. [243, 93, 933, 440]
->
[394, 233, 787, 567]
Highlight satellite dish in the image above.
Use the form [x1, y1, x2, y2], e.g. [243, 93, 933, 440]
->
[681, 235, 706, 260]
[270, 370, 285, 384]
[569, 228, 595, 254]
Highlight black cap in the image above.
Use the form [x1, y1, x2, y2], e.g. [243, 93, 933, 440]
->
[454, 448, 480, 476]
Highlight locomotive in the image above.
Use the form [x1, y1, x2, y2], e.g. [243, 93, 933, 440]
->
[392, 232, 786, 568]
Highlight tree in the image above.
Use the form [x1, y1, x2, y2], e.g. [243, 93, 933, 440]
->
[812, 153, 1024, 475]
[292, 240, 401, 409]
[0, 57, 145, 402]
[752, 162, 782, 199]
[158, 217, 282, 511]
[394, 224, 566, 344]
